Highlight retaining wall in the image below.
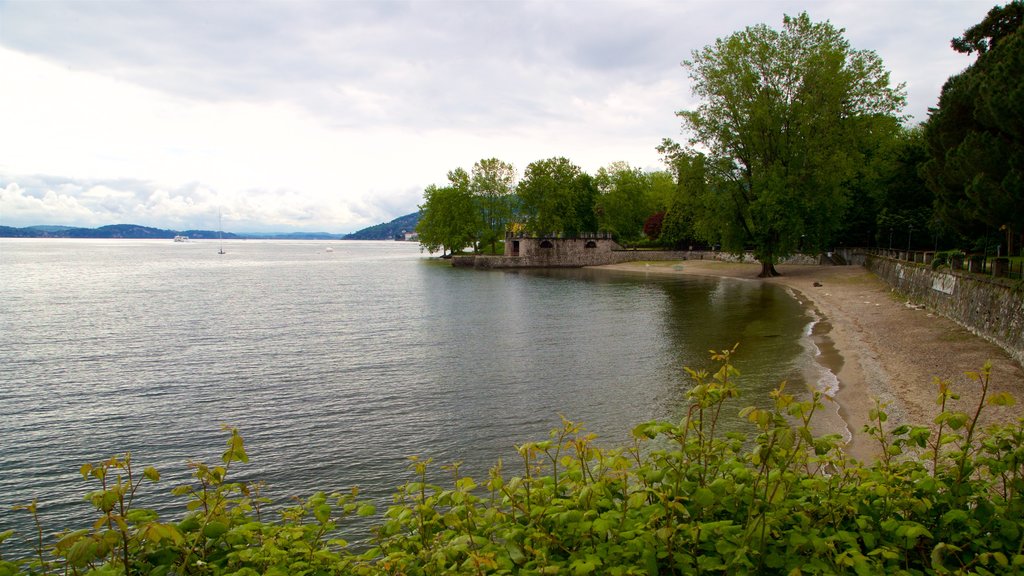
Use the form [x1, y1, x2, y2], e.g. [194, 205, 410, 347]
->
[453, 249, 696, 269]
[452, 249, 820, 269]
[866, 255, 1024, 365]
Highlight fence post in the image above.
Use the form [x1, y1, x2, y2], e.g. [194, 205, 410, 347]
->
[993, 257, 1010, 278]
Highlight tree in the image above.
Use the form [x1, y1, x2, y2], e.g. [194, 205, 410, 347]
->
[593, 162, 656, 242]
[647, 170, 678, 215]
[516, 157, 596, 236]
[864, 126, 948, 251]
[656, 139, 709, 249]
[921, 1, 1024, 256]
[643, 211, 665, 240]
[415, 169, 477, 256]
[470, 158, 517, 254]
[678, 13, 906, 276]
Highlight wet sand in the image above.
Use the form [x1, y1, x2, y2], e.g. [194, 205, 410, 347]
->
[595, 260, 1024, 462]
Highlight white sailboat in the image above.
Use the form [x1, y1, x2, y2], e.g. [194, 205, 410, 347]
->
[218, 210, 226, 254]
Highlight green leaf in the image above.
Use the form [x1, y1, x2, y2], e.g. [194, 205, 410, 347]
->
[941, 509, 968, 525]
[987, 392, 1016, 406]
[570, 558, 597, 575]
[357, 504, 376, 517]
[126, 508, 159, 524]
[904, 523, 933, 545]
[693, 487, 715, 507]
[203, 521, 229, 539]
[177, 515, 200, 533]
[66, 538, 98, 568]
[222, 428, 249, 464]
[143, 466, 161, 482]
[314, 503, 331, 524]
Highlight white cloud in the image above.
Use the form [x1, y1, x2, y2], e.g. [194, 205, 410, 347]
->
[2, 183, 97, 226]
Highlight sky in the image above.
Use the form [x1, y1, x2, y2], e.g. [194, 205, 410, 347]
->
[0, 0, 995, 234]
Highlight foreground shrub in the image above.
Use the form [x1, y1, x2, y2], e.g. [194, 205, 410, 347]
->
[2, 348, 1022, 575]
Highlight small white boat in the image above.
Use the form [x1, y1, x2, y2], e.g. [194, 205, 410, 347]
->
[173, 235, 189, 242]
[217, 210, 226, 254]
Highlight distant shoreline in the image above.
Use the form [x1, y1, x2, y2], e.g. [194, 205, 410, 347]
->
[592, 260, 1024, 462]
[0, 224, 345, 240]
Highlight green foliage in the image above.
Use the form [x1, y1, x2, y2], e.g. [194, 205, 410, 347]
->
[678, 12, 906, 275]
[932, 249, 967, 270]
[593, 162, 658, 243]
[4, 356, 1023, 575]
[922, 2, 1024, 257]
[655, 140, 708, 249]
[516, 157, 597, 237]
[416, 170, 479, 256]
[471, 158, 517, 254]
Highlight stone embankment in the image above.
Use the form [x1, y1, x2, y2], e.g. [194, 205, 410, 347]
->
[866, 254, 1023, 366]
[452, 249, 821, 269]
[454, 249, 694, 269]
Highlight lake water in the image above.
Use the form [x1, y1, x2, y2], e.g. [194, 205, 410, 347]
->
[0, 239, 828, 551]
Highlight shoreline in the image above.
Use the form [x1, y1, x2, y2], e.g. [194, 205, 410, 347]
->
[593, 260, 1024, 462]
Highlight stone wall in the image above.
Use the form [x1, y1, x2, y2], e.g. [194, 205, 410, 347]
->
[452, 245, 818, 269]
[831, 247, 870, 266]
[452, 249, 699, 269]
[866, 254, 1024, 365]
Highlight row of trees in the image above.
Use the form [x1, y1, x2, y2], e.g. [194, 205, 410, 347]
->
[415, 158, 677, 256]
[418, 4, 1023, 276]
[922, 1, 1024, 258]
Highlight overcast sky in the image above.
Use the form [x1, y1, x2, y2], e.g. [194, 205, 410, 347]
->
[0, 0, 993, 233]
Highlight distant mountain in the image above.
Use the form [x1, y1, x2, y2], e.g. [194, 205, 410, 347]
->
[0, 224, 242, 239]
[344, 212, 420, 240]
[236, 232, 345, 240]
[25, 225, 76, 233]
[1, 223, 378, 240]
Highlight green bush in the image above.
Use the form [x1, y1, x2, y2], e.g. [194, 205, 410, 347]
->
[932, 250, 966, 270]
[3, 348, 1022, 575]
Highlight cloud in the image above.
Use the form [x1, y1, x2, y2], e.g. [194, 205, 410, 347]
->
[0, 0, 995, 232]
[0, 177, 223, 230]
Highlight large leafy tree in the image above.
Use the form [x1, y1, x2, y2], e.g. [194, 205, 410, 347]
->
[415, 168, 477, 256]
[470, 158, 517, 253]
[593, 162, 657, 243]
[921, 1, 1024, 256]
[679, 13, 905, 276]
[656, 139, 709, 249]
[516, 157, 596, 236]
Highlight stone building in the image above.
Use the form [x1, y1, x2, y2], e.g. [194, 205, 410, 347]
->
[503, 233, 620, 265]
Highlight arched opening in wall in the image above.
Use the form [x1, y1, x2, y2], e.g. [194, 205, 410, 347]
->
[585, 241, 597, 249]
[539, 240, 554, 249]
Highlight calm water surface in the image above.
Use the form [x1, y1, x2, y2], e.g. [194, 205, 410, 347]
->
[0, 239, 823, 549]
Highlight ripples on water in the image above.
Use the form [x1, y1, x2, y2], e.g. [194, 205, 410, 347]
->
[0, 239, 824, 551]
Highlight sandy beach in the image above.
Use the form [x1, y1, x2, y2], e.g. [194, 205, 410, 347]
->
[596, 260, 1024, 462]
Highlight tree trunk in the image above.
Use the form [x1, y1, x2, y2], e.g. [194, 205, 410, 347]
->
[758, 260, 781, 277]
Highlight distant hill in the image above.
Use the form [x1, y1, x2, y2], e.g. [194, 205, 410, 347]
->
[343, 212, 420, 240]
[0, 224, 243, 239]
[1, 223, 386, 240]
[0, 220, 356, 236]
[237, 231, 345, 240]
